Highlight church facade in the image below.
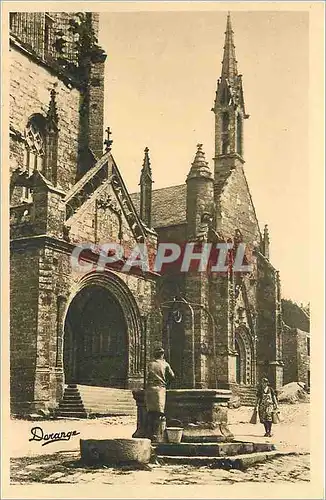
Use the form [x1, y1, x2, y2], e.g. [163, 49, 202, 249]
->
[9, 12, 283, 415]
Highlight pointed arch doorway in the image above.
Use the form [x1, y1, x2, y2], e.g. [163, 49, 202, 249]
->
[235, 326, 255, 386]
[63, 285, 128, 388]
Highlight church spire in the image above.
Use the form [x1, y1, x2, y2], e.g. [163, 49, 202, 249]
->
[212, 12, 249, 174]
[221, 12, 238, 83]
[139, 147, 153, 227]
[140, 146, 152, 182]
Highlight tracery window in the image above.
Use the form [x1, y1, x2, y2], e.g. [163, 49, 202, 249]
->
[23, 115, 45, 200]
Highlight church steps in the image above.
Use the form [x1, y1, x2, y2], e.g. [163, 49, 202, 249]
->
[55, 384, 137, 418]
[233, 385, 257, 406]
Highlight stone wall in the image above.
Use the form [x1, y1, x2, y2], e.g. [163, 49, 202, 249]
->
[283, 327, 310, 386]
[10, 246, 40, 411]
[256, 256, 282, 389]
[296, 329, 310, 386]
[282, 325, 298, 384]
[10, 46, 80, 197]
[218, 164, 261, 244]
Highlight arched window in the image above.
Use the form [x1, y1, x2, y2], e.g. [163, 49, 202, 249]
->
[221, 111, 229, 155]
[237, 114, 243, 156]
[23, 115, 46, 200]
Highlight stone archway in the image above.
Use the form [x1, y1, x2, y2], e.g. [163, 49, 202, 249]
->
[63, 272, 143, 389]
[235, 326, 255, 385]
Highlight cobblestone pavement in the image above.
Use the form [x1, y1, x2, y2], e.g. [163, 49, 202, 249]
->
[10, 450, 310, 485]
[9, 403, 311, 485]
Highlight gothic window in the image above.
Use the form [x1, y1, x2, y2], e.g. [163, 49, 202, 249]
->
[237, 114, 243, 155]
[221, 111, 229, 154]
[23, 115, 46, 200]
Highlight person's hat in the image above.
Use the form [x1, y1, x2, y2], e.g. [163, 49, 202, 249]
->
[261, 377, 269, 383]
[154, 346, 165, 355]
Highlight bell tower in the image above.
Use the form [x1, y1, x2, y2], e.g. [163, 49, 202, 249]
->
[212, 13, 249, 177]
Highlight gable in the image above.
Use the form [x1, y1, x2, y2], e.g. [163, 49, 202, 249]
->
[217, 164, 261, 244]
[65, 156, 155, 256]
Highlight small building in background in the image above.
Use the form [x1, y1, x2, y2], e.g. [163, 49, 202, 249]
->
[282, 299, 310, 388]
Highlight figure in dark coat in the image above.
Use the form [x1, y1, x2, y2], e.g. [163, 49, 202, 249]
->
[145, 347, 174, 441]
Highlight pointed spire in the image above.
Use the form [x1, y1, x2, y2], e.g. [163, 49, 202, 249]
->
[221, 12, 238, 83]
[139, 147, 153, 227]
[262, 224, 270, 259]
[47, 89, 59, 129]
[263, 224, 270, 243]
[140, 146, 152, 181]
[187, 144, 213, 180]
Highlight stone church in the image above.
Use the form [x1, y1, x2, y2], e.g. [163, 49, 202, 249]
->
[9, 12, 283, 415]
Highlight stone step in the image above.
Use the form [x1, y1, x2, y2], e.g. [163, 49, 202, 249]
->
[156, 450, 291, 469]
[55, 411, 88, 418]
[155, 441, 275, 458]
[55, 385, 137, 418]
[58, 402, 85, 408]
[60, 397, 83, 403]
[76, 385, 136, 416]
[234, 385, 257, 406]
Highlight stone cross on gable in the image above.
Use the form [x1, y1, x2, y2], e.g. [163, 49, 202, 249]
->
[104, 127, 113, 152]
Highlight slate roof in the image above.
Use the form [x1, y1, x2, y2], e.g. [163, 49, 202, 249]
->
[130, 184, 187, 228]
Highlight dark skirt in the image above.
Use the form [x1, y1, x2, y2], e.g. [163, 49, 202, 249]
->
[145, 387, 166, 413]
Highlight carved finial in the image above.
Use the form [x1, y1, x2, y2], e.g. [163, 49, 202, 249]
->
[47, 88, 58, 128]
[193, 143, 208, 168]
[140, 146, 153, 182]
[187, 143, 212, 180]
[262, 224, 270, 259]
[104, 127, 113, 152]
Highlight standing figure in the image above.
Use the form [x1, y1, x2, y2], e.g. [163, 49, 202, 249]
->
[255, 377, 279, 437]
[145, 346, 175, 441]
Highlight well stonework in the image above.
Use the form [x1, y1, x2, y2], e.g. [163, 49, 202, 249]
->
[132, 388, 233, 441]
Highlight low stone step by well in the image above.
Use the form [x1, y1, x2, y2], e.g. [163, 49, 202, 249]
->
[156, 450, 292, 470]
[155, 441, 275, 458]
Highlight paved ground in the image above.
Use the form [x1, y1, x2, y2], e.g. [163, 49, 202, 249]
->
[9, 403, 310, 486]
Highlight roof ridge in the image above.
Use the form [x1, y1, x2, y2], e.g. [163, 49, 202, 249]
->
[131, 183, 185, 196]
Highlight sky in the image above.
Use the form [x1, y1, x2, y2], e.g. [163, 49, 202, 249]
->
[98, 9, 309, 305]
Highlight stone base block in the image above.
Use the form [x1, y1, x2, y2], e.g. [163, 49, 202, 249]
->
[80, 438, 152, 465]
[157, 450, 287, 469]
[182, 422, 234, 442]
[132, 389, 233, 440]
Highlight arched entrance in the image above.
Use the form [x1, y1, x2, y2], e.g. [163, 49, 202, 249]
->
[235, 326, 255, 385]
[64, 285, 128, 387]
[62, 271, 144, 389]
